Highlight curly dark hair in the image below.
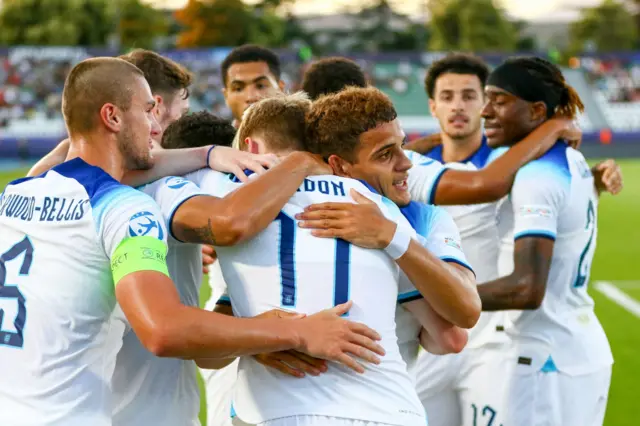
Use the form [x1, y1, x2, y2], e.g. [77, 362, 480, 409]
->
[221, 44, 281, 86]
[161, 111, 236, 150]
[424, 53, 489, 99]
[302, 57, 368, 100]
[305, 86, 397, 161]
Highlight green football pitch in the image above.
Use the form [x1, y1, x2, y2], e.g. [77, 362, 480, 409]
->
[1, 160, 638, 425]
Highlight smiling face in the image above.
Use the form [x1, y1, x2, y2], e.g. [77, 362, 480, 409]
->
[481, 85, 546, 148]
[429, 72, 484, 141]
[332, 119, 412, 207]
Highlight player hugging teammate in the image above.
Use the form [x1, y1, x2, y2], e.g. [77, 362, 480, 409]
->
[0, 45, 623, 426]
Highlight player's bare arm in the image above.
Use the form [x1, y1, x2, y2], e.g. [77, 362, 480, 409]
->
[27, 139, 70, 177]
[197, 300, 328, 377]
[477, 237, 554, 311]
[403, 298, 468, 355]
[403, 133, 442, 154]
[297, 190, 480, 329]
[115, 258, 385, 372]
[171, 151, 330, 246]
[123, 145, 279, 187]
[432, 117, 580, 205]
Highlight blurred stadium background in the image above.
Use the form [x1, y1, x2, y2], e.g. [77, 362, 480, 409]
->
[0, 0, 638, 425]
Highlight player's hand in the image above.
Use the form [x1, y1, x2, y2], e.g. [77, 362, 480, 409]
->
[291, 151, 332, 176]
[592, 159, 623, 195]
[403, 133, 442, 154]
[557, 119, 582, 150]
[296, 189, 396, 249]
[201, 245, 216, 274]
[254, 350, 328, 378]
[207, 146, 279, 182]
[293, 301, 385, 374]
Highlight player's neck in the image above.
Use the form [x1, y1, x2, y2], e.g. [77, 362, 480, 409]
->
[66, 135, 127, 181]
[440, 129, 484, 164]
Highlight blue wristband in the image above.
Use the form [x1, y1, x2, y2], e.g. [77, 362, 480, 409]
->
[206, 145, 217, 168]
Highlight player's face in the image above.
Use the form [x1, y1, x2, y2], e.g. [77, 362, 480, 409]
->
[429, 73, 484, 140]
[223, 62, 283, 124]
[350, 119, 412, 207]
[482, 86, 537, 148]
[119, 76, 161, 170]
[154, 89, 190, 146]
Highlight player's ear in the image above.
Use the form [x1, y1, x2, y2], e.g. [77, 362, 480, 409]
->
[153, 95, 164, 118]
[530, 101, 547, 123]
[428, 98, 437, 116]
[327, 155, 351, 178]
[100, 103, 121, 133]
[245, 137, 259, 154]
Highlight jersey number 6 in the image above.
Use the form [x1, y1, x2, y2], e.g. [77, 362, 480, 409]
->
[0, 236, 33, 348]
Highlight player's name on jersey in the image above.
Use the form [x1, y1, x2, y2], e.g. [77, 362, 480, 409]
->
[0, 194, 89, 222]
[296, 178, 346, 197]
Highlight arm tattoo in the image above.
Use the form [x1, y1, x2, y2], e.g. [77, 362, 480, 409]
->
[181, 218, 217, 245]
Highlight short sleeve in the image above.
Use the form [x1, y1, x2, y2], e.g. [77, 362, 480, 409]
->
[97, 187, 168, 260]
[138, 176, 205, 241]
[420, 208, 473, 273]
[186, 169, 239, 198]
[405, 150, 448, 204]
[511, 165, 568, 242]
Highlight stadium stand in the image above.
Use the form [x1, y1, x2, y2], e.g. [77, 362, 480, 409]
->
[1, 47, 640, 155]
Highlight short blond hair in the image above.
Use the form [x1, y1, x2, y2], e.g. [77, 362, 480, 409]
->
[235, 92, 311, 152]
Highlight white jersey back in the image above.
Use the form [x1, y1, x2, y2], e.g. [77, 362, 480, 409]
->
[112, 176, 205, 426]
[405, 147, 507, 348]
[0, 159, 167, 426]
[192, 171, 426, 426]
[494, 143, 613, 375]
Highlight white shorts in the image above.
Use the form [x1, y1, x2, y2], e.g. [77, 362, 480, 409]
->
[259, 416, 396, 426]
[507, 363, 611, 426]
[414, 343, 512, 426]
[201, 358, 239, 426]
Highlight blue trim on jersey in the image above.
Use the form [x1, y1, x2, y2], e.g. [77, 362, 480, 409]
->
[425, 136, 493, 169]
[230, 403, 236, 418]
[52, 158, 123, 207]
[167, 194, 203, 242]
[216, 296, 231, 306]
[427, 167, 448, 205]
[540, 355, 558, 373]
[514, 230, 556, 242]
[441, 256, 475, 277]
[398, 290, 423, 304]
[515, 141, 571, 185]
[400, 202, 444, 239]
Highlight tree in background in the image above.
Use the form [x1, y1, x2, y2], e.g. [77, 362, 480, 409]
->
[0, 0, 166, 48]
[175, 0, 290, 48]
[569, 0, 637, 53]
[354, 0, 426, 51]
[428, 0, 516, 52]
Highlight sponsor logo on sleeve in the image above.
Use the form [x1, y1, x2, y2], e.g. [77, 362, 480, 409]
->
[165, 177, 191, 190]
[518, 205, 552, 218]
[444, 237, 462, 250]
[128, 211, 164, 240]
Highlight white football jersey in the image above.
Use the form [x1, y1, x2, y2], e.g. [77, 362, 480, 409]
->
[405, 146, 507, 348]
[111, 176, 206, 426]
[0, 158, 167, 426]
[191, 170, 427, 426]
[392, 202, 474, 370]
[493, 143, 613, 375]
